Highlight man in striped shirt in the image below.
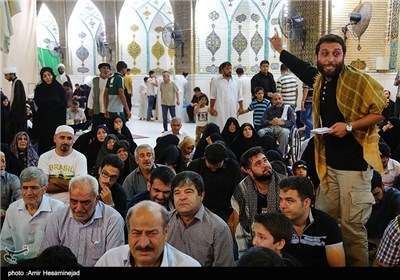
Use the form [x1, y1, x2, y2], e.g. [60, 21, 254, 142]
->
[276, 64, 298, 110]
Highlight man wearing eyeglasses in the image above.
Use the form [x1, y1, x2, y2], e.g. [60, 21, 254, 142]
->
[37, 125, 87, 204]
[97, 154, 127, 219]
[1, 167, 64, 266]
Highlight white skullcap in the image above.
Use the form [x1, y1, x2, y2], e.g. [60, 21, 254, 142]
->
[83, 75, 93, 87]
[56, 63, 65, 69]
[3, 67, 17, 74]
[55, 125, 74, 136]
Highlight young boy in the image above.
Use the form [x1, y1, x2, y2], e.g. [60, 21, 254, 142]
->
[194, 94, 209, 145]
[238, 87, 270, 131]
[292, 159, 308, 177]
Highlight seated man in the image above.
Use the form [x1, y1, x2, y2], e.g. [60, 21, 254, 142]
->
[37, 125, 87, 203]
[127, 166, 175, 211]
[379, 141, 400, 188]
[161, 117, 189, 143]
[279, 176, 345, 267]
[258, 92, 295, 158]
[1, 167, 63, 265]
[373, 214, 400, 267]
[366, 170, 400, 248]
[252, 212, 302, 266]
[97, 154, 127, 218]
[95, 201, 201, 267]
[0, 151, 21, 227]
[167, 171, 234, 267]
[188, 142, 243, 224]
[66, 100, 91, 131]
[40, 174, 125, 267]
[122, 144, 165, 202]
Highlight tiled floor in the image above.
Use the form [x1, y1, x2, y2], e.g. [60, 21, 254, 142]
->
[125, 105, 196, 148]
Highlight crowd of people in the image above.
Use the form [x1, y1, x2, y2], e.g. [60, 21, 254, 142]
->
[1, 31, 400, 269]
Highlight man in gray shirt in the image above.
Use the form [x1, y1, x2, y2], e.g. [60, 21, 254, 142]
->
[167, 171, 234, 266]
[122, 144, 164, 202]
[40, 174, 125, 266]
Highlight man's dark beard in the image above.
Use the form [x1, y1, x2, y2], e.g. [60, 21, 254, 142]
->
[253, 172, 272, 182]
[317, 61, 344, 78]
[60, 144, 70, 151]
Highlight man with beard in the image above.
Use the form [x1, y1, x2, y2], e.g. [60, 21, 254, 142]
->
[127, 166, 175, 211]
[270, 31, 387, 266]
[55, 63, 72, 86]
[232, 146, 285, 257]
[258, 92, 295, 157]
[38, 125, 87, 203]
[209, 61, 243, 131]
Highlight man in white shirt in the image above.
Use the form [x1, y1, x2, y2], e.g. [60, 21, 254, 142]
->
[173, 71, 189, 120]
[37, 125, 87, 203]
[161, 117, 188, 143]
[379, 142, 400, 188]
[236, 67, 252, 125]
[1, 167, 63, 265]
[209, 61, 243, 131]
[95, 200, 200, 267]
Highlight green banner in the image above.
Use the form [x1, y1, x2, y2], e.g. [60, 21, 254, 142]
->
[37, 47, 60, 72]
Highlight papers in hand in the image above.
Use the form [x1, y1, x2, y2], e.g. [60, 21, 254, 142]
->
[311, 127, 330, 134]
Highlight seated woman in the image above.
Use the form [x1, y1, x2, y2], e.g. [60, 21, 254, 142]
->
[107, 115, 137, 155]
[85, 125, 108, 175]
[178, 136, 195, 167]
[94, 134, 118, 173]
[221, 117, 240, 149]
[155, 144, 186, 174]
[231, 123, 261, 161]
[113, 140, 137, 185]
[192, 122, 221, 160]
[154, 134, 180, 161]
[9, 131, 39, 169]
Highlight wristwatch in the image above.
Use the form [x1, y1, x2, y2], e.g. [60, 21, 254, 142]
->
[346, 122, 353, 133]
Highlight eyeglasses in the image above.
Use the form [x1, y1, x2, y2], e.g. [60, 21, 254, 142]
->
[100, 171, 119, 181]
[21, 185, 42, 191]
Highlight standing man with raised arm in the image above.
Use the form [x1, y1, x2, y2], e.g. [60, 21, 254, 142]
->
[269, 31, 387, 266]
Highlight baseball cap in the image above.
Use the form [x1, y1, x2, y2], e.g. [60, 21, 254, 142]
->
[293, 160, 308, 170]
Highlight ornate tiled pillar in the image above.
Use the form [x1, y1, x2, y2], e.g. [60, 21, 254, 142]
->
[170, 0, 194, 75]
[288, 0, 330, 65]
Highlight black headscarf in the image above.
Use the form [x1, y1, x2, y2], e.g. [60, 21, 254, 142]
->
[221, 117, 240, 148]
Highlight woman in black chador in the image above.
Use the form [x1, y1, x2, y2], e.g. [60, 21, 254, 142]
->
[33, 67, 67, 155]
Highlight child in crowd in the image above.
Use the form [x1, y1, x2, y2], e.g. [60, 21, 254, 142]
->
[194, 94, 209, 145]
[238, 86, 270, 131]
[292, 160, 308, 177]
